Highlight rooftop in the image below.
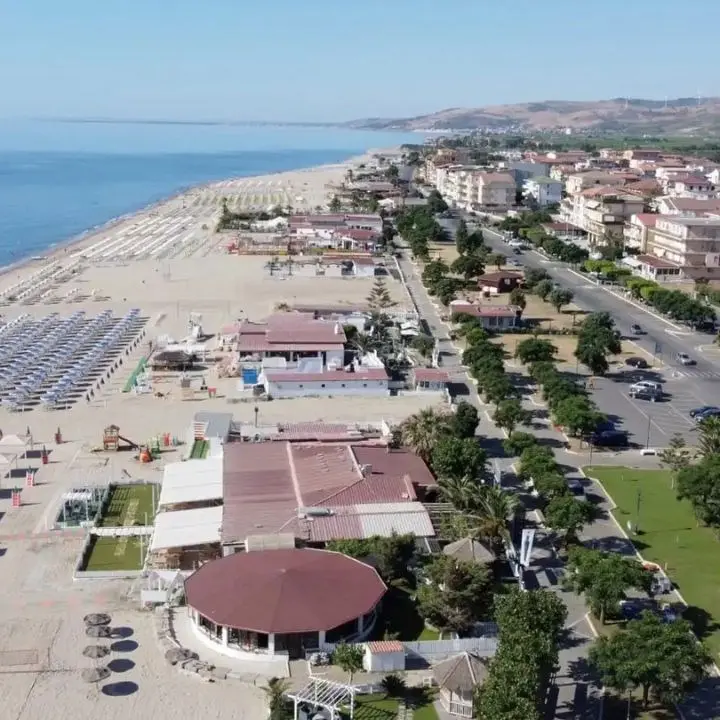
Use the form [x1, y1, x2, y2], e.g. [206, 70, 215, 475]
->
[413, 368, 451, 383]
[450, 301, 520, 318]
[263, 367, 389, 383]
[236, 312, 346, 352]
[150, 505, 223, 552]
[184, 548, 386, 634]
[637, 254, 681, 269]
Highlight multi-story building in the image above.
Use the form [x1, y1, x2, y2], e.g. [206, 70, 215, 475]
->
[560, 187, 644, 246]
[440, 166, 484, 209]
[655, 197, 720, 216]
[523, 176, 563, 207]
[623, 213, 660, 252]
[646, 216, 720, 280]
[666, 174, 714, 198]
[565, 171, 627, 195]
[474, 172, 516, 208]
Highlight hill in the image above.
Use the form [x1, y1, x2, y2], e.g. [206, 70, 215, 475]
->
[346, 98, 720, 135]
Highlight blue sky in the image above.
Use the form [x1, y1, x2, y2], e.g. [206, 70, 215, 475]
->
[1, 0, 717, 122]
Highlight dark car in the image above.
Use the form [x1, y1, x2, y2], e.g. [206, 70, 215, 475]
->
[625, 356, 649, 369]
[630, 324, 644, 335]
[592, 430, 629, 448]
[689, 406, 720, 418]
[696, 409, 720, 423]
[512, 248, 522, 255]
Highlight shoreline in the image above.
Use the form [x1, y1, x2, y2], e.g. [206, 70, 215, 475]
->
[1, 147, 393, 279]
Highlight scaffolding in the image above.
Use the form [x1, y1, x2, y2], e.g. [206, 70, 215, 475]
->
[286, 677, 356, 720]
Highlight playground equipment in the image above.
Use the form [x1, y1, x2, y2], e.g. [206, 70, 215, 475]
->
[188, 312, 203, 340]
[102, 424, 140, 452]
[55, 426, 63, 444]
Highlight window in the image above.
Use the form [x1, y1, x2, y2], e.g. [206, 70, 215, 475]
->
[321, 383, 326, 388]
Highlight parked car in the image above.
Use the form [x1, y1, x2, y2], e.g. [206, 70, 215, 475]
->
[631, 380, 662, 392]
[508, 259, 521, 267]
[676, 352, 696, 366]
[592, 430, 629, 447]
[625, 356, 649, 369]
[629, 386, 663, 402]
[630, 324, 644, 335]
[567, 478, 587, 501]
[695, 409, 720, 423]
[690, 405, 720, 418]
[512, 248, 522, 255]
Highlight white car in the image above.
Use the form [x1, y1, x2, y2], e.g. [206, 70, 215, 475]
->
[508, 240, 523, 248]
[676, 352, 696, 366]
[630, 380, 662, 392]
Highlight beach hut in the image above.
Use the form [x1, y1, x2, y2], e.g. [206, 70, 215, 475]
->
[433, 652, 489, 718]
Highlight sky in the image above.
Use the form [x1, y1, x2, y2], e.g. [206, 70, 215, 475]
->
[1, 0, 718, 122]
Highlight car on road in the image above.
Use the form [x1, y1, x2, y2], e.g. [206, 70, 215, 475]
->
[507, 259, 521, 267]
[512, 247, 522, 255]
[630, 324, 644, 335]
[508, 240, 524, 248]
[567, 478, 587, 500]
[629, 386, 664, 402]
[591, 430, 629, 447]
[630, 380, 662, 392]
[625, 356, 649, 369]
[689, 405, 720, 418]
[676, 352, 696, 366]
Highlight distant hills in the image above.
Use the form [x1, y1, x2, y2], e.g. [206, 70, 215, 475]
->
[345, 98, 720, 135]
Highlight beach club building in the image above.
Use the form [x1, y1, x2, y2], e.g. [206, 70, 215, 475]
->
[184, 547, 386, 659]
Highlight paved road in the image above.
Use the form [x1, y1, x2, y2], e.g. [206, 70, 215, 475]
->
[397, 237, 719, 718]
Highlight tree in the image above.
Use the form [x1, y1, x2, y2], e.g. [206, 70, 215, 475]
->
[367, 277, 396, 312]
[434, 277, 461, 305]
[551, 394, 605, 437]
[333, 643, 364, 685]
[503, 431, 538, 457]
[455, 219, 470, 255]
[411, 333, 435, 359]
[515, 337, 557, 364]
[380, 673, 407, 698]
[659, 434, 690, 488]
[565, 547, 651, 624]
[400, 407, 449, 463]
[518, 445, 557, 482]
[451, 253, 485, 280]
[470, 485, 519, 553]
[574, 312, 622, 376]
[327, 534, 415, 584]
[544, 495, 593, 546]
[676, 455, 720, 526]
[451, 400, 479, 439]
[524, 268, 550, 290]
[432, 436, 487, 481]
[439, 474, 481, 512]
[534, 279, 555, 302]
[509, 287, 527, 311]
[493, 398, 532, 435]
[329, 195, 342, 212]
[698, 415, 720, 458]
[262, 677, 292, 720]
[548, 287, 574, 313]
[416, 555, 493, 634]
[489, 253, 506, 270]
[422, 258, 449, 288]
[481, 371, 516, 406]
[590, 611, 710, 708]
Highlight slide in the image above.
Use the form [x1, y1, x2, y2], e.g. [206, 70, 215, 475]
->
[117, 435, 140, 450]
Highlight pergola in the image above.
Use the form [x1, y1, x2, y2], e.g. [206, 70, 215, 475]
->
[286, 677, 356, 720]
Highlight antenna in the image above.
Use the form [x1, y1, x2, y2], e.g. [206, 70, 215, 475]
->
[697, 90, 702, 107]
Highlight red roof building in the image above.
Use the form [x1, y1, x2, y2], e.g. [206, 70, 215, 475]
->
[185, 548, 386, 658]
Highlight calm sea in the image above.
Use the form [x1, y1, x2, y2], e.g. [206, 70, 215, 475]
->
[0, 120, 423, 266]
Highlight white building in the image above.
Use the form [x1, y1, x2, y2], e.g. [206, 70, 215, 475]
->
[262, 365, 389, 399]
[523, 176, 563, 207]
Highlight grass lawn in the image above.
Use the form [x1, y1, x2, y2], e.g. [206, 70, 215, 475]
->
[83, 535, 145, 571]
[584, 466, 720, 659]
[351, 692, 438, 720]
[98, 483, 156, 527]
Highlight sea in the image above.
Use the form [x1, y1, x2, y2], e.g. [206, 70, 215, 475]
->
[0, 120, 424, 267]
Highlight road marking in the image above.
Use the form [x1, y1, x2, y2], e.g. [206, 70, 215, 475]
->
[619, 392, 668, 437]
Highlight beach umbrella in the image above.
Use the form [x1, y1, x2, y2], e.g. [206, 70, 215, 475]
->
[165, 647, 197, 665]
[82, 645, 110, 659]
[84, 613, 111, 627]
[86, 625, 112, 639]
[81, 666, 111, 683]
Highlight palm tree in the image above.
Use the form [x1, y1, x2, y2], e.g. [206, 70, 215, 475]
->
[351, 332, 375, 356]
[262, 677, 291, 720]
[469, 486, 519, 553]
[439, 475, 479, 512]
[400, 407, 449, 463]
[699, 416, 720, 457]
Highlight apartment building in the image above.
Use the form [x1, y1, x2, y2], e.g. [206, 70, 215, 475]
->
[475, 172, 516, 208]
[523, 176, 563, 207]
[666, 174, 714, 198]
[623, 213, 659, 252]
[559, 187, 644, 245]
[646, 216, 720, 280]
[565, 171, 627, 195]
[656, 197, 720, 216]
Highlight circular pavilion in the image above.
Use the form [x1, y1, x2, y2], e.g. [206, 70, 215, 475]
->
[184, 548, 387, 659]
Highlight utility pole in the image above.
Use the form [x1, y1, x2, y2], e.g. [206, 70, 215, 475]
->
[636, 489, 642, 534]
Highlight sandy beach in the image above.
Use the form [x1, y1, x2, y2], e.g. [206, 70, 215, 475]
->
[0, 145, 440, 720]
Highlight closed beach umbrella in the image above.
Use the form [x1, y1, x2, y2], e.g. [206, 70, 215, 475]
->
[84, 613, 111, 626]
[82, 645, 110, 659]
[86, 625, 112, 639]
[81, 666, 111, 683]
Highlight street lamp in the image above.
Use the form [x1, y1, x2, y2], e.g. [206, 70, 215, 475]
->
[645, 414, 652, 449]
[254, 405, 259, 428]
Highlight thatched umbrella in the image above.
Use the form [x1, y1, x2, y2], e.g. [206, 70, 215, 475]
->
[165, 647, 197, 665]
[82, 645, 110, 659]
[86, 625, 112, 639]
[81, 666, 111, 683]
[84, 613, 111, 627]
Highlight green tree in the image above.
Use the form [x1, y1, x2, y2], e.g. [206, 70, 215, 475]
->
[518, 445, 557, 482]
[493, 398, 532, 435]
[659, 433, 690, 488]
[451, 400, 479, 439]
[455, 219, 470, 255]
[333, 643, 364, 685]
[416, 555, 493, 635]
[551, 394, 605, 437]
[503, 431, 538, 457]
[565, 547, 651, 624]
[470, 485, 519, 553]
[329, 195, 342, 212]
[451, 253, 485, 280]
[438, 474, 481, 512]
[262, 677, 292, 720]
[421, 258, 449, 288]
[524, 268, 550, 290]
[434, 277, 461, 305]
[574, 312, 622, 376]
[590, 611, 710, 708]
[400, 407, 449, 463]
[481, 371, 516, 406]
[380, 673, 407, 698]
[367, 276, 396, 312]
[534, 279, 555, 302]
[698, 415, 720, 457]
[432, 436, 487, 481]
[548, 287, 574, 313]
[544, 495, 594, 546]
[489, 253, 506, 270]
[509, 287, 527, 311]
[676, 455, 720, 526]
[411, 333, 435, 359]
[515, 337, 557, 364]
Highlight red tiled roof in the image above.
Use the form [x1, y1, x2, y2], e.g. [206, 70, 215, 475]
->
[367, 641, 405, 653]
[334, 228, 380, 241]
[237, 339, 344, 353]
[413, 368, 450, 383]
[351, 445, 436, 490]
[236, 313, 346, 350]
[632, 214, 659, 227]
[264, 368, 388, 384]
[185, 548, 386, 634]
[637, 254, 680, 269]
